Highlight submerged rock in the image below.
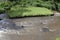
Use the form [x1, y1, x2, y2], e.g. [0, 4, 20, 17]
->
[42, 27, 49, 32]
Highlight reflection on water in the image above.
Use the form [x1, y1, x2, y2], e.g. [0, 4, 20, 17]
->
[0, 16, 60, 40]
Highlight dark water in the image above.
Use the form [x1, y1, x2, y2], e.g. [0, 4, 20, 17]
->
[0, 16, 60, 40]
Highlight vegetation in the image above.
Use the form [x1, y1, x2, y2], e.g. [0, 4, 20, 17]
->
[8, 7, 53, 17]
[56, 37, 60, 40]
[0, 0, 60, 18]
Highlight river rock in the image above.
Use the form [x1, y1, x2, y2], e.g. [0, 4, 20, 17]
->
[54, 13, 60, 16]
[0, 19, 20, 30]
[42, 27, 49, 32]
[0, 14, 8, 19]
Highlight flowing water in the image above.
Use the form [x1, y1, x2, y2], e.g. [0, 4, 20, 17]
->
[0, 14, 60, 40]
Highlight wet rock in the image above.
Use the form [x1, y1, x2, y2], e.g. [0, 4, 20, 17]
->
[54, 13, 60, 16]
[42, 28, 49, 32]
[41, 20, 48, 25]
[21, 25, 24, 28]
[0, 14, 8, 19]
[0, 19, 20, 30]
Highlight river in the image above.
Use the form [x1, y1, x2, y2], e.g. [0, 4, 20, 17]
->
[0, 16, 60, 40]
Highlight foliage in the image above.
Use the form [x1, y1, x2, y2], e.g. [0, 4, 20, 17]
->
[57, 3, 60, 11]
[40, 1, 53, 9]
[0, 0, 60, 11]
[56, 37, 60, 40]
[7, 7, 53, 17]
[0, 2, 5, 13]
[0, 0, 60, 18]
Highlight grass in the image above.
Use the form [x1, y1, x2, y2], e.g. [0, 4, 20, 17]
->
[56, 37, 60, 40]
[8, 6, 53, 17]
[23, 7, 53, 16]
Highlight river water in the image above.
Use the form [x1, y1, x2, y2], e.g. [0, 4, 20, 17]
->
[0, 16, 60, 40]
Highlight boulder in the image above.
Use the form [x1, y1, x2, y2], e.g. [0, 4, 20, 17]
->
[0, 14, 8, 19]
[0, 19, 19, 30]
[54, 13, 60, 16]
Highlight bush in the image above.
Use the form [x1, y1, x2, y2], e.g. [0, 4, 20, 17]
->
[0, 10, 5, 14]
[33, 1, 53, 9]
[57, 3, 60, 11]
[51, 5, 56, 10]
[0, 3, 5, 14]
[7, 6, 53, 18]
[0, 1, 18, 13]
[40, 1, 53, 9]
[36, 4, 42, 7]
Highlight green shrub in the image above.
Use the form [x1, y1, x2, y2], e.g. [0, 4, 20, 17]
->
[0, 3, 5, 13]
[32, 1, 53, 9]
[0, 1, 19, 13]
[57, 3, 60, 11]
[7, 6, 53, 17]
[40, 1, 53, 9]
[35, 3, 42, 7]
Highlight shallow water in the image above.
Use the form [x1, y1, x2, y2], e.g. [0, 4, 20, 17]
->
[0, 16, 60, 40]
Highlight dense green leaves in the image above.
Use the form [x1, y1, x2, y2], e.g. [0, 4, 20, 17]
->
[0, 0, 60, 17]
[0, 0, 60, 11]
[8, 7, 53, 17]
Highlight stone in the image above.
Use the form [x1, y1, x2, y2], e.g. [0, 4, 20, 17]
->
[42, 28, 49, 32]
[54, 13, 60, 16]
[0, 19, 18, 30]
[0, 14, 8, 19]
